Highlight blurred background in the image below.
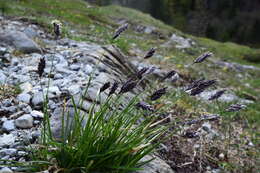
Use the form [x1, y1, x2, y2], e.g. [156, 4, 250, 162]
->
[87, 0, 260, 48]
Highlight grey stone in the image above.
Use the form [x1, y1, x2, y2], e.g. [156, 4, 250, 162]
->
[0, 167, 13, 173]
[84, 64, 93, 74]
[43, 86, 61, 98]
[30, 110, 44, 119]
[0, 47, 7, 56]
[0, 148, 17, 157]
[135, 155, 175, 173]
[50, 107, 87, 140]
[163, 33, 193, 49]
[70, 64, 81, 71]
[32, 92, 44, 106]
[15, 114, 34, 129]
[0, 71, 7, 84]
[19, 82, 32, 93]
[5, 106, 17, 114]
[1, 99, 12, 107]
[0, 31, 41, 53]
[2, 120, 15, 132]
[67, 84, 81, 95]
[23, 27, 38, 39]
[54, 73, 63, 79]
[17, 93, 31, 104]
[199, 90, 253, 104]
[0, 134, 15, 147]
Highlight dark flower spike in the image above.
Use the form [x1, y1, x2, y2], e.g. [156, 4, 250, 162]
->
[185, 78, 205, 91]
[119, 79, 138, 94]
[146, 66, 156, 74]
[37, 57, 46, 77]
[112, 23, 129, 40]
[193, 52, 213, 64]
[100, 82, 111, 93]
[151, 87, 167, 101]
[108, 81, 119, 96]
[136, 101, 154, 112]
[136, 67, 149, 79]
[208, 89, 226, 100]
[51, 20, 62, 39]
[190, 87, 205, 96]
[226, 104, 246, 112]
[161, 70, 176, 81]
[144, 47, 156, 59]
[190, 79, 216, 96]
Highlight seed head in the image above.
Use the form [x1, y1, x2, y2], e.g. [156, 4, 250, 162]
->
[37, 57, 46, 77]
[190, 79, 216, 96]
[151, 87, 167, 101]
[100, 82, 111, 93]
[112, 23, 129, 40]
[51, 20, 62, 39]
[161, 70, 176, 81]
[119, 79, 137, 94]
[136, 101, 154, 111]
[226, 104, 246, 112]
[136, 67, 149, 79]
[108, 81, 119, 96]
[208, 89, 226, 100]
[144, 48, 156, 59]
[185, 78, 205, 91]
[146, 66, 156, 74]
[193, 52, 213, 64]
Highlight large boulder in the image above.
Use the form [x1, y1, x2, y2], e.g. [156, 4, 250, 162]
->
[135, 155, 175, 173]
[0, 31, 41, 53]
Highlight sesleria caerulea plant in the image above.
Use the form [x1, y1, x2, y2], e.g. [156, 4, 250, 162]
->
[29, 76, 169, 173]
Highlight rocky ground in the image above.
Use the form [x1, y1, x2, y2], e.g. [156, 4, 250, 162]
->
[0, 4, 259, 173]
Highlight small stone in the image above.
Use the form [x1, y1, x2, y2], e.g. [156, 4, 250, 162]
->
[17, 151, 27, 157]
[19, 82, 32, 93]
[67, 84, 81, 95]
[0, 148, 17, 157]
[34, 120, 40, 125]
[54, 73, 63, 79]
[202, 122, 211, 133]
[30, 110, 44, 119]
[0, 47, 7, 56]
[5, 106, 17, 114]
[84, 64, 93, 74]
[2, 120, 15, 132]
[0, 167, 13, 173]
[0, 134, 15, 147]
[0, 71, 7, 84]
[17, 93, 31, 104]
[70, 64, 80, 71]
[15, 114, 33, 129]
[32, 92, 44, 106]
[219, 153, 225, 160]
[2, 99, 12, 107]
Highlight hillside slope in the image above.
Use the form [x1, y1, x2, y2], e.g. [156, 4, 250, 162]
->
[0, 0, 259, 172]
